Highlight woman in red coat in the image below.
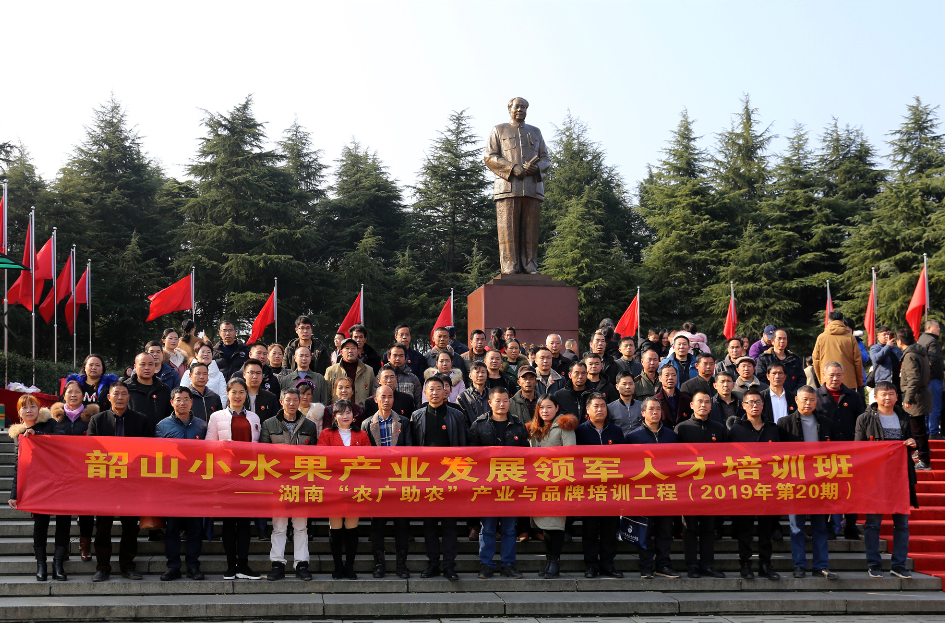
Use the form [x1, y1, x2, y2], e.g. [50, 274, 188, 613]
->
[317, 400, 369, 579]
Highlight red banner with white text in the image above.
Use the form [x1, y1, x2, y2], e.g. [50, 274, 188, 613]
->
[15, 437, 909, 517]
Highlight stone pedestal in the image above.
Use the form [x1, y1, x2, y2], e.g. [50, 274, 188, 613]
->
[467, 274, 579, 349]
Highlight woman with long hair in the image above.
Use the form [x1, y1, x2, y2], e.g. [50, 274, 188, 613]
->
[178, 319, 199, 362]
[181, 341, 227, 399]
[317, 399, 370, 579]
[162, 328, 189, 378]
[526, 394, 578, 578]
[268, 343, 286, 380]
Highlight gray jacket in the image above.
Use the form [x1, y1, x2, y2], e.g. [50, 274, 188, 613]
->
[607, 398, 642, 436]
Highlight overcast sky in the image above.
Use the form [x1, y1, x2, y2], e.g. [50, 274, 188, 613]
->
[3, 0, 944, 200]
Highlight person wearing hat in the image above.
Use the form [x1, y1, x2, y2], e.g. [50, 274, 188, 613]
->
[324, 337, 377, 408]
[509, 365, 540, 423]
[749, 326, 777, 361]
[734, 356, 769, 393]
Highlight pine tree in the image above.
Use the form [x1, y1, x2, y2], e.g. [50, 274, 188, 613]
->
[278, 120, 328, 208]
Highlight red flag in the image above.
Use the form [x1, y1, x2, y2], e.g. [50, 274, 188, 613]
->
[864, 279, 877, 346]
[65, 267, 89, 335]
[615, 294, 639, 339]
[337, 291, 362, 337]
[906, 266, 928, 339]
[723, 296, 738, 340]
[431, 295, 453, 343]
[38, 254, 73, 323]
[247, 289, 275, 345]
[33, 237, 54, 281]
[146, 274, 193, 322]
[825, 289, 834, 328]
[7, 221, 33, 308]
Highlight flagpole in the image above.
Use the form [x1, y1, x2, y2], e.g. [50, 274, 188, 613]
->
[30, 208, 35, 386]
[71, 245, 76, 368]
[191, 266, 195, 323]
[636, 286, 641, 346]
[450, 288, 454, 327]
[87, 260, 91, 356]
[924, 253, 930, 323]
[360, 284, 364, 324]
[2, 180, 7, 388]
[52, 227, 57, 364]
[273, 278, 278, 344]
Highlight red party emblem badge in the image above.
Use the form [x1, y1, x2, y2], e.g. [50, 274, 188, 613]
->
[442, 425, 447, 430]
[843, 403, 848, 407]
[607, 439, 613, 444]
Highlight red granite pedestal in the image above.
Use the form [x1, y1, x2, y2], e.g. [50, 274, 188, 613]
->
[467, 274, 579, 349]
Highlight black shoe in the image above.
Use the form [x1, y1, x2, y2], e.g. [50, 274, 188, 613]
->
[793, 566, 806, 578]
[52, 546, 67, 581]
[655, 566, 679, 579]
[545, 558, 560, 578]
[501, 564, 524, 579]
[92, 569, 110, 582]
[563, 531, 573, 542]
[395, 550, 410, 579]
[443, 566, 459, 581]
[687, 566, 700, 578]
[827, 532, 837, 540]
[161, 568, 181, 581]
[868, 565, 884, 578]
[296, 562, 312, 581]
[478, 565, 494, 579]
[121, 569, 143, 580]
[267, 562, 285, 581]
[372, 551, 386, 578]
[223, 566, 237, 580]
[701, 566, 726, 579]
[236, 564, 261, 580]
[759, 564, 780, 580]
[740, 563, 754, 579]
[468, 528, 479, 541]
[538, 562, 547, 578]
[772, 527, 784, 542]
[815, 568, 839, 580]
[421, 563, 440, 578]
[258, 530, 270, 542]
[931, 433, 945, 440]
[640, 568, 655, 579]
[148, 530, 165, 542]
[186, 568, 205, 580]
[916, 461, 932, 471]
[600, 566, 623, 578]
[585, 567, 599, 578]
[844, 526, 862, 540]
[890, 566, 912, 579]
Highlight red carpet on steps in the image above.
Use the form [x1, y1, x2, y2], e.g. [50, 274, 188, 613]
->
[880, 438, 945, 587]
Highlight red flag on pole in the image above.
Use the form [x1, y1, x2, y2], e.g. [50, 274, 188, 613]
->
[337, 290, 362, 337]
[65, 267, 88, 335]
[431, 295, 453, 343]
[146, 274, 193, 322]
[615, 294, 639, 339]
[7, 221, 34, 308]
[33, 237, 53, 281]
[864, 279, 877, 346]
[723, 296, 737, 340]
[825, 282, 834, 328]
[906, 266, 928, 339]
[39, 254, 73, 323]
[247, 289, 276, 345]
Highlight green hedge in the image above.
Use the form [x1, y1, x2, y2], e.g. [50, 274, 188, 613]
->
[0, 353, 79, 396]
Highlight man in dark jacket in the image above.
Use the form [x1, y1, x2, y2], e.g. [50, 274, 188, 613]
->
[364, 366, 415, 419]
[242, 359, 278, 423]
[187, 362, 223, 421]
[778, 385, 840, 580]
[409, 376, 467, 580]
[726, 388, 781, 580]
[584, 353, 618, 403]
[917, 319, 944, 438]
[869, 326, 901, 388]
[855, 381, 917, 578]
[709, 371, 742, 428]
[534, 347, 566, 395]
[259, 388, 317, 582]
[350, 324, 383, 375]
[897, 328, 934, 470]
[122, 353, 172, 431]
[362, 385, 412, 578]
[458, 361, 490, 426]
[509, 366, 539, 423]
[659, 334, 696, 387]
[607, 371, 642, 435]
[680, 352, 716, 398]
[674, 390, 726, 579]
[555, 361, 596, 421]
[385, 344, 423, 406]
[714, 337, 744, 378]
[213, 320, 250, 380]
[283, 316, 331, 375]
[756, 330, 805, 393]
[654, 365, 692, 427]
[606, 337, 643, 380]
[383, 325, 426, 379]
[634, 348, 661, 400]
[575, 393, 625, 578]
[88, 383, 153, 582]
[626, 397, 679, 579]
[425, 327, 467, 376]
[760, 363, 797, 424]
[467, 387, 529, 579]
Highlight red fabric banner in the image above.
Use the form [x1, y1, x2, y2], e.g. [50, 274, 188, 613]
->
[615, 295, 639, 340]
[15, 436, 908, 518]
[146, 274, 193, 322]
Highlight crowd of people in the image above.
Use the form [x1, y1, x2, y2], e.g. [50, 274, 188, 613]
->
[7, 310, 929, 583]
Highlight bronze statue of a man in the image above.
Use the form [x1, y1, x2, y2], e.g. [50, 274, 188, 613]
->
[484, 97, 551, 274]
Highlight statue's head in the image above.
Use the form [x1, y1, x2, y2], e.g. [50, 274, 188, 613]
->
[508, 97, 529, 123]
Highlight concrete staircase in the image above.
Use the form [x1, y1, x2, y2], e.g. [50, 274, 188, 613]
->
[0, 434, 943, 620]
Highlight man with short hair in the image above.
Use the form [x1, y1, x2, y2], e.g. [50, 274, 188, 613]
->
[607, 337, 643, 380]
[509, 366, 539, 423]
[779, 385, 840, 580]
[213, 320, 250, 380]
[917, 319, 944, 439]
[468, 387, 529, 579]
[584, 353, 618, 402]
[660, 334, 696, 387]
[587, 331, 614, 372]
[812, 310, 864, 391]
[458, 361, 491, 427]
[627, 397, 679, 579]
[575, 393, 625, 578]
[156, 387, 208, 581]
[425, 327, 467, 375]
[534, 346, 566, 395]
[484, 349, 512, 392]
[756, 329, 804, 393]
[681, 352, 716, 398]
[383, 324, 426, 379]
[869, 325, 901, 390]
[608, 371, 642, 435]
[554, 361, 594, 420]
[461, 329, 488, 373]
[734, 356, 768, 392]
[88, 383, 154, 582]
[709, 371, 743, 427]
[242, 359, 278, 423]
[147, 340, 181, 388]
[760, 362, 797, 424]
[634, 349, 661, 400]
[234, 343, 281, 395]
[185, 361, 223, 421]
[748, 325, 777, 361]
[284, 315, 330, 375]
[349, 323, 383, 375]
[260, 388, 317, 581]
[409, 376, 467, 580]
[727, 388, 781, 580]
[897, 328, 934, 470]
[855, 381, 917, 579]
[654, 365, 692, 427]
[362, 385, 412, 578]
[563, 339, 579, 362]
[279, 346, 330, 404]
[385, 343, 423, 405]
[714, 337, 744, 377]
[364, 365, 415, 419]
[546, 334, 570, 374]
[325, 338, 377, 408]
[122, 352, 173, 432]
[674, 390, 726, 579]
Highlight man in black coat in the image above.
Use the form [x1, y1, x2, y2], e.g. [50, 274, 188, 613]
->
[674, 390, 727, 579]
[350, 324, 383, 375]
[241, 359, 279, 423]
[122, 353, 172, 431]
[756, 329, 805, 393]
[554, 361, 596, 421]
[213, 320, 250, 380]
[88, 383, 154, 582]
[709, 371, 743, 428]
[917, 320, 944, 439]
[814, 362, 865, 441]
[364, 366, 415, 418]
[760, 362, 797, 424]
[283, 315, 331, 376]
[381, 325, 426, 379]
[187, 362, 223, 421]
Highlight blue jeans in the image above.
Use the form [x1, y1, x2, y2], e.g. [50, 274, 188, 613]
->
[928, 378, 943, 435]
[479, 517, 517, 568]
[865, 513, 909, 569]
[790, 514, 829, 571]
